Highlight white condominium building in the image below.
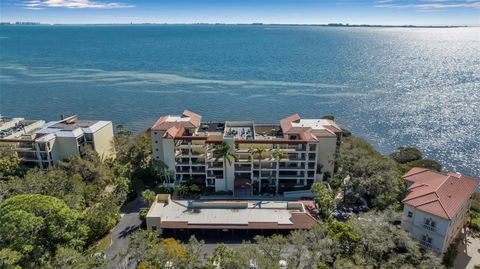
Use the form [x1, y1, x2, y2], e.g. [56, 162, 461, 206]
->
[0, 115, 115, 168]
[401, 168, 479, 254]
[151, 110, 342, 195]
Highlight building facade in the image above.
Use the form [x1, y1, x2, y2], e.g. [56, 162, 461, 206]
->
[0, 115, 115, 168]
[151, 110, 341, 194]
[401, 168, 479, 254]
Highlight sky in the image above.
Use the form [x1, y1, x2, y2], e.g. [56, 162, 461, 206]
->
[0, 0, 479, 25]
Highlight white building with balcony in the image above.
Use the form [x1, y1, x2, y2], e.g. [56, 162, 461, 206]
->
[0, 115, 115, 168]
[151, 110, 342, 195]
[401, 168, 479, 254]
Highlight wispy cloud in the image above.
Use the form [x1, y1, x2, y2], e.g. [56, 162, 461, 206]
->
[375, 0, 480, 10]
[21, 0, 134, 9]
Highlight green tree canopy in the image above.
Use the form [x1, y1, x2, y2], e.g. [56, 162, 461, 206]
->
[390, 147, 423, 164]
[85, 195, 120, 243]
[141, 189, 156, 205]
[0, 194, 89, 267]
[400, 159, 442, 174]
[0, 146, 20, 179]
[2, 169, 86, 209]
[43, 247, 105, 269]
[310, 182, 336, 219]
[333, 136, 405, 209]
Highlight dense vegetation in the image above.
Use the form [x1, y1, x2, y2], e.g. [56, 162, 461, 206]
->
[0, 124, 472, 269]
[124, 211, 443, 269]
[0, 126, 153, 268]
[469, 193, 480, 232]
[331, 136, 406, 209]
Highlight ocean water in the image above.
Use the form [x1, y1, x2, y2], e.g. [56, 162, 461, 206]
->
[0, 25, 479, 178]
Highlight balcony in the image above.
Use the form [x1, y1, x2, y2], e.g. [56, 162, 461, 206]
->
[235, 165, 252, 172]
[191, 167, 206, 174]
[175, 167, 190, 173]
[191, 158, 205, 165]
[279, 164, 305, 170]
[423, 224, 435, 232]
[253, 164, 276, 169]
[207, 163, 223, 169]
[207, 171, 223, 178]
[235, 157, 252, 163]
[419, 241, 432, 248]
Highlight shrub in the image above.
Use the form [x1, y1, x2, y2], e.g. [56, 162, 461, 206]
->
[443, 238, 461, 268]
[390, 147, 423, 164]
[139, 208, 149, 222]
[156, 184, 173, 194]
[468, 212, 480, 232]
[321, 115, 335, 121]
[207, 190, 234, 196]
[341, 128, 352, 137]
[400, 159, 442, 174]
[471, 193, 480, 213]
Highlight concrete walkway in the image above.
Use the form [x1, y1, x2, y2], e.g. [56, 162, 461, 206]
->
[454, 229, 480, 269]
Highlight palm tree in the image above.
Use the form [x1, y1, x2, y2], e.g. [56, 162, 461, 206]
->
[272, 149, 286, 195]
[213, 142, 236, 191]
[252, 147, 265, 195]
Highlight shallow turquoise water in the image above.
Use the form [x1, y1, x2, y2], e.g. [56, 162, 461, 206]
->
[0, 25, 479, 178]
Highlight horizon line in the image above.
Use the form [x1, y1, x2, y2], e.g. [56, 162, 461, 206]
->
[1, 22, 477, 27]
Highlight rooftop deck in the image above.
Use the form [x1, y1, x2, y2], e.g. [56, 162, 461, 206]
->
[224, 121, 255, 140]
[147, 195, 317, 230]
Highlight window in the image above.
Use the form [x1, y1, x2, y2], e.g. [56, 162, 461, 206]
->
[155, 149, 159, 151]
[84, 133, 93, 142]
[407, 211, 413, 218]
[154, 132, 158, 135]
[151, 226, 157, 231]
[155, 140, 158, 143]
[420, 234, 432, 247]
[423, 218, 436, 231]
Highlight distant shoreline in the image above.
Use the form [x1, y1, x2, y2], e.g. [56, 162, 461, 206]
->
[0, 22, 471, 28]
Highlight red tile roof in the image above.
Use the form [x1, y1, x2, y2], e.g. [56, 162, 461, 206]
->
[151, 110, 202, 131]
[279, 114, 301, 134]
[182, 110, 201, 128]
[298, 129, 319, 142]
[403, 168, 479, 220]
[163, 124, 185, 138]
[279, 114, 338, 140]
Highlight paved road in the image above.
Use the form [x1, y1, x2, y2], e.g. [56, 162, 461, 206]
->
[454, 229, 480, 269]
[105, 192, 146, 269]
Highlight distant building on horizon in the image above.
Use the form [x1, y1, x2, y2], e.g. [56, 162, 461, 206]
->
[151, 110, 341, 195]
[401, 167, 479, 254]
[0, 115, 115, 168]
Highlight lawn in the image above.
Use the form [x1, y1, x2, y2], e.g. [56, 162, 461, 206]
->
[89, 233, 112, 254]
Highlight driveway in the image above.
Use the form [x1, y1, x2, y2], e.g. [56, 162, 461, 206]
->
[105, 190, 146, 269]
[454, 229, 480, 269]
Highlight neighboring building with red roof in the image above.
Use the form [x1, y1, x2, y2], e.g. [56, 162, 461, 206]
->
[401, 168, 479, 254]
[151, 110, 342, 195]
[146, 194, 318, 234]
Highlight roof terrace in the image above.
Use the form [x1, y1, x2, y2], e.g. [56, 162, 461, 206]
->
[147, 195, 317, 230]
[224, 121, 255, 140]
